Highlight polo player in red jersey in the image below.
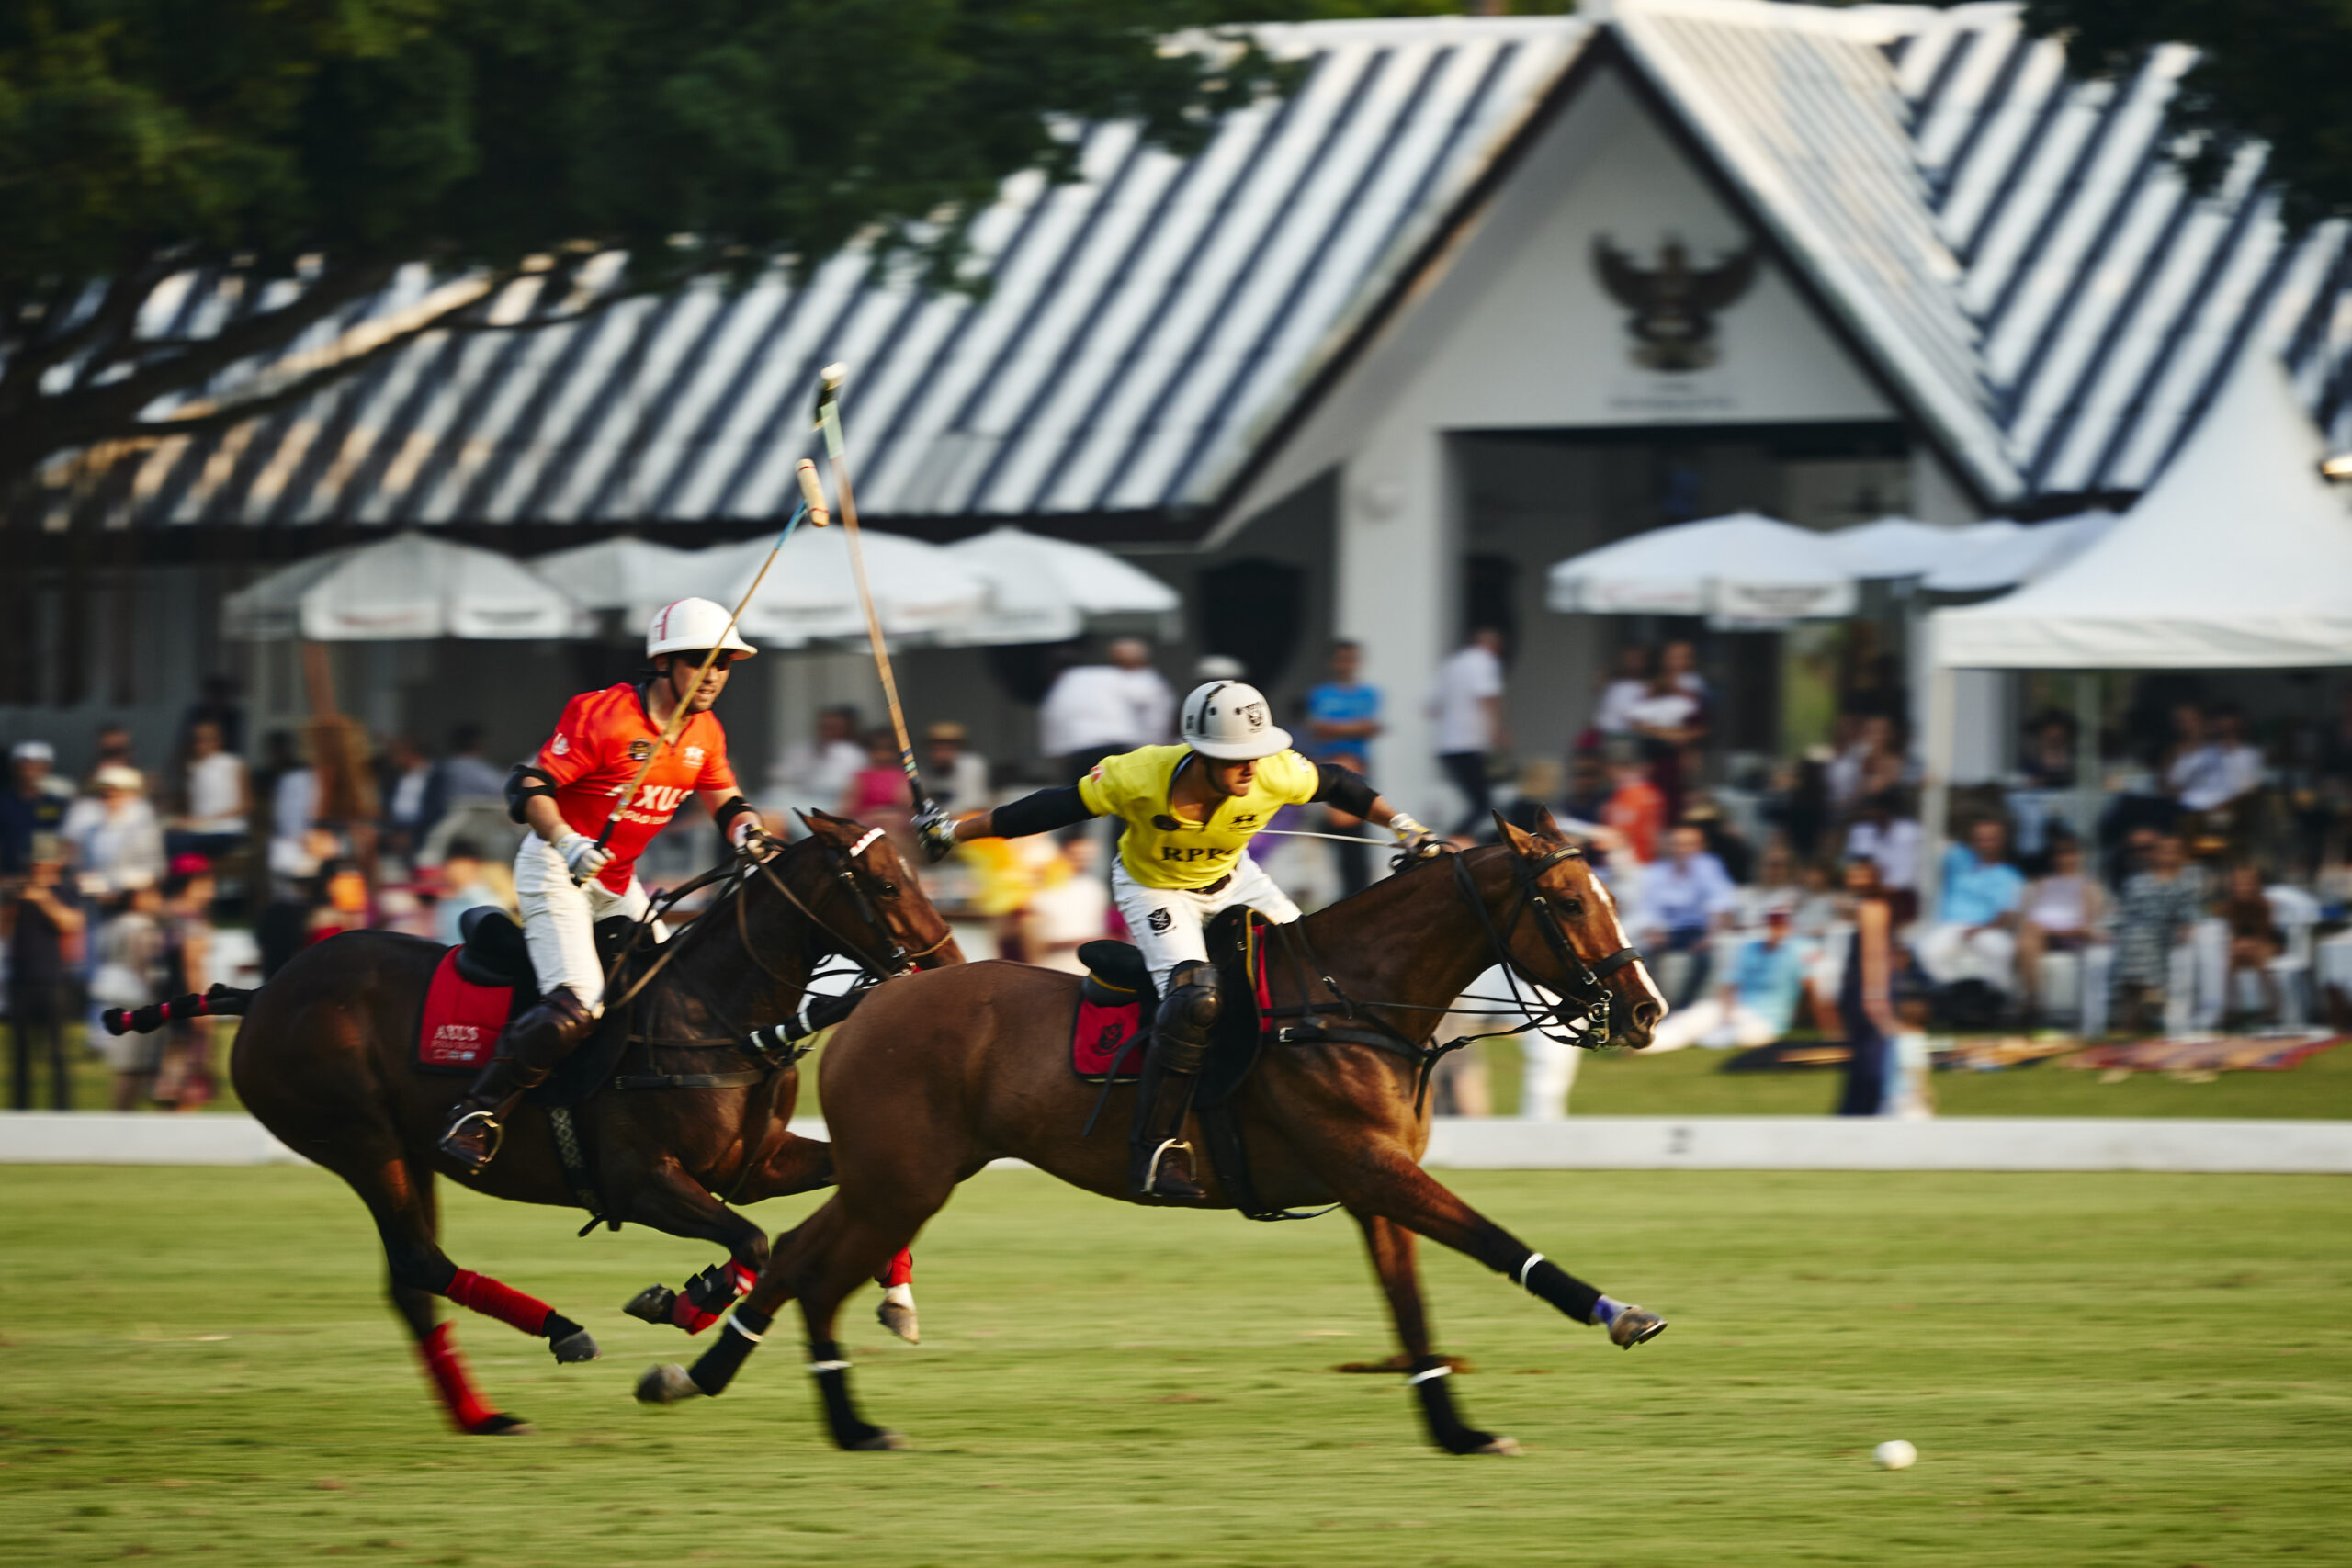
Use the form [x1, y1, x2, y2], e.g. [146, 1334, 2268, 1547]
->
[438, 598, 762, 1173]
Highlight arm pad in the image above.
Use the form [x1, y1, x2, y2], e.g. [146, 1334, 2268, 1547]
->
[989, 784, 1095, 839]
[504, 763, 557, 825]
[1310, 762, 1379, 818]
[712, 795, 756, 839]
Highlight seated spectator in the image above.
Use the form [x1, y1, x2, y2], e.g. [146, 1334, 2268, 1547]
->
[1917, 818, 2027, 997]
[1602, 753, 1667, 865]
[430, 840, 506, 945]
[1682, 796, 1752, 884]
[1627, 671, 1705, 819]
[92, 882, 170, 1110]
[1563, 753, 1612, 826]
[6, 836, 85, 1110]
[1650, 905, 1808, 1051]
[1842, 791, 1921, 923]
[379, 735, 435, 860]
[2218, 863, 2284, 1026]
[2014, 836, 2106, 1019]
[2206, 706, 2266, 814]
[924, 722, 992, 815]
[2018, 711, 2077, 790]
[1733, 840, 1803, 931]
[81, 724, 139, 792]
[1641, 824, 1736, 1008]
[1583, 645, 1653, 751]
[64, 764, 165, 896]
[841, 728, 915, 828]
[2110, 832, 2207, 1032]
[768, 705, 865, 819]
[1021, 837, 1111, 975]
[153, 859, 220, 1111]
[1, 740, 74, 875]
[167, 719, 249, 864]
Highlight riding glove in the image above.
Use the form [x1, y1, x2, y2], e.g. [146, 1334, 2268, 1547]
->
[555, 830, 614, 880]
[915, 807, 960, 863]
[1388, 812, 1442, 860]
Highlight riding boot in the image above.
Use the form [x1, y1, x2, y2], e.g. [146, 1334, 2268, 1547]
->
[1131, 961, 1218, 1200]
[438, 990, 598, 1175]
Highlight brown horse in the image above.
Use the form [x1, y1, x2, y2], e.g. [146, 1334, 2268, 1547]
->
[218, 812, 960, 1434]
[639, 810, 1668, 1454]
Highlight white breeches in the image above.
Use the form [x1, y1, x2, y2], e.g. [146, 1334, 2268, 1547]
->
[514, 837, 655, 1013]
[1111, 853, 1300, 995]
[1917, 923, 2018, 992]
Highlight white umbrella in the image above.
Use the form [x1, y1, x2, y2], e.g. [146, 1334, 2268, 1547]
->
[702, 525, 993, 649]
[223, 531, 591, 640]
[1824, 516, 1982, 579]
[532, 536, 709, 627]
[1922, 514, 2118, 592]
[1545, 511, 1857, 619]
[939, 526, 1181, 643]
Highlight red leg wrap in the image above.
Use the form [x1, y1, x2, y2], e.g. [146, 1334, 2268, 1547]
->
[878, 1248, 913, 1289]
[670, 1294, 723, 1335]
[729, 1260, 758, 1294]
[446, 1269, 554, 1336]
[418, 1323, 497, 1433]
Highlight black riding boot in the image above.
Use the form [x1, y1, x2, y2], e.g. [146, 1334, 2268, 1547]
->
[437, 990, 597, 1175]
[1131, 961, 1218, 1200]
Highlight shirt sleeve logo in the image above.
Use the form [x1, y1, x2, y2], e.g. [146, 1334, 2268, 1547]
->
[550, 734, 570, 756]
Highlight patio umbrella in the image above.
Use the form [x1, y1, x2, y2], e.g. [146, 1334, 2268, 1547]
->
[1545, 511, 1857, 619]
[1823, 516, 1982, 579]
[700, 525, 994, 649]
[532, 536, 710, 628]
[1921, 513, 2118, 592]
[939, 526, 1182, 643]
[222, 531, 591, 640]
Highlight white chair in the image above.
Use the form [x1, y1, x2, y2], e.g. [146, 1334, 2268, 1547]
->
[2033, 944, 2112, 1037]
[2261, 886, 2320, 1031]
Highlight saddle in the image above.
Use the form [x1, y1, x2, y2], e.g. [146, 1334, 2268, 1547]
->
[413, 908, 645, 1108]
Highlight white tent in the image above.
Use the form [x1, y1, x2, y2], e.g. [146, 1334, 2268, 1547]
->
[1823, 516, 1973, 580]
[702, 526, 995, 649]
[532, 536, 710, 628]
[1546, 512, 1857, 619]
[1931, 361, 2352, 669]
[1918, 355, 2352, 906]
[939, 526, 1182, 643]
[223, 532, 591, 640]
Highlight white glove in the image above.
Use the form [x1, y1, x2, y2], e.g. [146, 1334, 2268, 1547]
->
[915, 806, 959, 864]
[1388, 812, 1442, 860]
[556, 830, 613, 880]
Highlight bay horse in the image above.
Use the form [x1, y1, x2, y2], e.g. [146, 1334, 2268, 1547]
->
[201, 811, 957, 1434]
[639, 810, 1668, 1455]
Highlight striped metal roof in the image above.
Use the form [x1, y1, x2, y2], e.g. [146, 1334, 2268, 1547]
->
[34, 3, 2352, 531]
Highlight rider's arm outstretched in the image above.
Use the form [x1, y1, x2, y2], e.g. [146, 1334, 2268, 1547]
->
[922, 765, 1435, 859]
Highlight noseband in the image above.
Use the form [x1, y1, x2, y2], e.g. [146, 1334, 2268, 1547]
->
[1451, 843, 1640, 1043]
[750, 827, 952, 985]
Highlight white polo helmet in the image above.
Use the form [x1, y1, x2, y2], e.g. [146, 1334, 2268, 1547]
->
[1182, 680, 1291, 761]
[647, 598, 756, 660]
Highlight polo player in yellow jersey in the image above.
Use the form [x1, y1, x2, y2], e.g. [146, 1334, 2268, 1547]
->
[920, 680, 1441, 1199]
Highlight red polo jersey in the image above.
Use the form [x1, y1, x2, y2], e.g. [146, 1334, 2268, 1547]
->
[537, 683, 739, 891]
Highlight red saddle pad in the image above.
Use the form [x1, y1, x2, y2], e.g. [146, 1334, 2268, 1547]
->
[416, 949, 515, 1075]
[1071, 995, 1147, 1083]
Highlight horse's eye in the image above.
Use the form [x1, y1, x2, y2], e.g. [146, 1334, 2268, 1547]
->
[877, 882, 899, 897]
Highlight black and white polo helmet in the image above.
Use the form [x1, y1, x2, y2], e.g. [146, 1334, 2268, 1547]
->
[1181, 681, 1291, 761]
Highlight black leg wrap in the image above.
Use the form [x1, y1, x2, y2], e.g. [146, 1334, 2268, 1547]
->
[682, 1263, 739, 1314]
[685, 1303, 771, 1397]
[1521, 1258, 1603, 1325]
[542, 1311, 585, 1343]
[807, 1337, 884, 1450]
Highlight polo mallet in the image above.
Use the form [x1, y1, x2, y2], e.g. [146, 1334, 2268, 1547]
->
[812, 363, 933, 815]
[574, 468, 829, 881]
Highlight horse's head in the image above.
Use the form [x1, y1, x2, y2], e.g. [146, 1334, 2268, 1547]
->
[1487, 808, 1665, 1050]
[792, 809, 965, 976]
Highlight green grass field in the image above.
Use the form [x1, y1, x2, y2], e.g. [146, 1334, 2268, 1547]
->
[2, 1166, 2346, 1566]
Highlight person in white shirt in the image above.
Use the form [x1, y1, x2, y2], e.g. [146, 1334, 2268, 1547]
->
[63, 764, 166, 895]
[1020, 836, 1112, 974]
[922, 722, 993, 814]
[1842, 791, 1921, 919]
[1589, 646, 1653, 743]
[1038, 638, 1174, 781]
[1432, 627, 1509, 836]
[766, 705, 867, 820]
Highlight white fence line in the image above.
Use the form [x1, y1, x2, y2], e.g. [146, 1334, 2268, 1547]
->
[3, 1112, 2347, 1174]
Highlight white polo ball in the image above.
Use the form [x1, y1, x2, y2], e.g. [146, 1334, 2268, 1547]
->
[1873, 1440, 1918, 1471]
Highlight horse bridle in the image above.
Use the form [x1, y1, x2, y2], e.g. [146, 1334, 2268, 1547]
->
[1450, 841, 1642, 1044]
[744, 825, 954, 987]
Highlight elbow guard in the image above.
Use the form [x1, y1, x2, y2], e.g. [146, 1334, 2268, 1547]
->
[504, 763, 557, 825]
[713, 795, 756, 840]
[1312, 762, 1379, 818]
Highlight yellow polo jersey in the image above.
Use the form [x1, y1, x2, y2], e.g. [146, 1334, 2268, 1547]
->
[1078, 744, 1321, 891]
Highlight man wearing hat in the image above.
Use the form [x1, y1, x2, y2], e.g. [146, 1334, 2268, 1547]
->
[0, 740, 74, 876]
[922, 722, 991, 814]
[1647, 900, 1809, 1053]
[62, 763, 165, 895]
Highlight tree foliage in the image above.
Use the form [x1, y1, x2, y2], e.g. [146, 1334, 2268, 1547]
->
[0, 0, 1326, 491]
[2019, 0, 2352, 232]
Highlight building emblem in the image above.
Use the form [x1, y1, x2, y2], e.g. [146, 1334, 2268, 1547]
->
[1592, 234, 1759, 372]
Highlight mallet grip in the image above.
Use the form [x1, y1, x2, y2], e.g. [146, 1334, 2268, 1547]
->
[795, 458, 831, 526]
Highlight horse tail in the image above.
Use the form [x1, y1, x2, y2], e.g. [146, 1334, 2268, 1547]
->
[101, 982, 254, 1037]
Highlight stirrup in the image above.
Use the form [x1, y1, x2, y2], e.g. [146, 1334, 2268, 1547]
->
[439, 1108, 505, 1173]
[1138, 1137, 1203, 1200]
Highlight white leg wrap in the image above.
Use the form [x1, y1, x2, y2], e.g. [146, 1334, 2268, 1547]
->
[808, 1359, 851, 1374]
[1408, 1365, 1453, 1386]
[1516, 1253, 1544, 1290]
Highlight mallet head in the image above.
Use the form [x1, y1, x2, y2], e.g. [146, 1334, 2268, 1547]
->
[795, 457, 831, 527]
[812, 362, 848, 428]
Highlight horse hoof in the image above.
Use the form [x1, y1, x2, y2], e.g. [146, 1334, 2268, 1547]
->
[551, 1328, 601, 1365]
[623, 1284, 676, 1325]
[876, 1299, 920, 1345]
[1472, 1435, 1521, 1456]
[466, 1412, 535, 1437]
[848, 1428, 909, 1451]
[635, 1363, 704, 1405]
[1610, 1307, 1668, 1348]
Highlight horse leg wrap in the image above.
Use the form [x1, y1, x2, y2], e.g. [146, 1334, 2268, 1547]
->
[446, 1269, 555, 1337]
[418, 1323, 497, 1433]
[1518, 1256, 1603, 1325]
[807, 1337, 881, 1450]
[876, 1248, 913, 1290]
[686, 1303, 771, 1397]
[671, 1262, 752, 1334]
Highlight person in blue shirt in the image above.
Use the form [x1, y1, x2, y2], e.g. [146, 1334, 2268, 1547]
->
[1918, 817, 2027, 995]
[1302, 640, 1383, 896]
[1638, 823, 1738, 1008]
[1649, 904, 1809, 1051]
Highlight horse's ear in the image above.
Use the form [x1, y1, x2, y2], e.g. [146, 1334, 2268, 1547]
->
[1493, 810, 1537, 855]
[1535, 805, 1566, 842]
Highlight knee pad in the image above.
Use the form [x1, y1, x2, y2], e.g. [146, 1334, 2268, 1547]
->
[1162, 962, 1222, 1031]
